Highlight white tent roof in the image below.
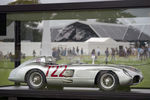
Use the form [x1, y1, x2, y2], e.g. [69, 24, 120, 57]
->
[85, 37, 115, 42]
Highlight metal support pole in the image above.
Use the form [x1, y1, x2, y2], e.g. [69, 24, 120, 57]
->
[14, 21, 21, 86]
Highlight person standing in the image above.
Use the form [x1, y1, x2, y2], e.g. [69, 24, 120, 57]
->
[91, 49, 96, 64]
[143, 46, 148, 60]
[33, 50, 36, 57]
[124, 47, 128, 57]
[81, 48, 84, 55]
[105, 48, 109, 64]
[0, 51, 3, 60]
[9, 52, 13, 62]
[115, 48, 119, 55]
[73, 47, 76, 56]
[137, 47, 141, 60]
[97, 47, 100, 56]
[76, 46, 79, 55]
[148, 46, 150, 58]
[139, 47, 144, 61]
[111, 48, 115, 61]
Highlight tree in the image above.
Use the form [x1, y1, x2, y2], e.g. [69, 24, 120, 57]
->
[8, 0, 41, 42]
[8, 0, 39, 5]
[95, 9, 135, 23]
[47, 9, 134, 23]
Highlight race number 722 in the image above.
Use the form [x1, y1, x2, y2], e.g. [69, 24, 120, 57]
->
[46, 65, 67, 77]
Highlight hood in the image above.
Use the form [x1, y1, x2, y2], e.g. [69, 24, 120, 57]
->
[104, 64, 140, 73]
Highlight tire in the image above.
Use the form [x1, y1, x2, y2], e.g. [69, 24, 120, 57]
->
[26, 69, 46, 89]
[97, 71, 119, 91]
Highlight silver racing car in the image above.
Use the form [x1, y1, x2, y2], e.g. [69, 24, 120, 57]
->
[8, 56, 143, 91]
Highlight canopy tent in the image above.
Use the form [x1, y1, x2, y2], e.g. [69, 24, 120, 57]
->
[52, 21, 150, 42]
[85, 37, 116, 43]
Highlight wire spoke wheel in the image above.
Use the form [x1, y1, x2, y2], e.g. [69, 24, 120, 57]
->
[26, 70, 46, 89]
[100, 73, 115, 89]
[30, 72, 43, 87]
[98, 71, 119, 91]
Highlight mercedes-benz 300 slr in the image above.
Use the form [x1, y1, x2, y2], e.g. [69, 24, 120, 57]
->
[8, 56, 143, 91]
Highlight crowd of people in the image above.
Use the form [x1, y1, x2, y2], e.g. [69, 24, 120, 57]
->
[52, 45, 150, 64]
[137, 46, 150, 60]
[52, 46, 84, 60]
[91, 46, 150, 64]
[0, 51, 26, 62]
[0, 45, 150, 64]
[91, 47, 116, 64]
[0, 52, 14, 61]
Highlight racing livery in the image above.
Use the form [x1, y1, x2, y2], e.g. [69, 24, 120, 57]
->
[8, 56, 143, 91]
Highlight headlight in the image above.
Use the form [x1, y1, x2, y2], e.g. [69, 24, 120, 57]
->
[64, 69, 74, 77]
[123, 69, 132, 77]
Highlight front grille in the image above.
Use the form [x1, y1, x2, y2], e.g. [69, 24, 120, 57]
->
[133, 76, 140, 83]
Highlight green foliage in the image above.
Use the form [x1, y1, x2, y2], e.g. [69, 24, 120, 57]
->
[9, 0, 39, 5]
[95, 9, 135, 23]
[8, 0, 42, 42]
[20, 21, 42, 42]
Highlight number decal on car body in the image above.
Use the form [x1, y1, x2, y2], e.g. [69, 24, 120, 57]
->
[51, 66, 59, 77]
[46, 65, 67, 77]
[59, 66, 67, 77]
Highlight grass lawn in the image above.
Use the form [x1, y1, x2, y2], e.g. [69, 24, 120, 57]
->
[0, 55, 150, 88]
[0, 69, 13, 85]
[0, 56, 32, 86]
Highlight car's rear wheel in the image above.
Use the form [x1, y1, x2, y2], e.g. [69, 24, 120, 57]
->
[97, 71, 119, 91]
[26, 69, 46, 89]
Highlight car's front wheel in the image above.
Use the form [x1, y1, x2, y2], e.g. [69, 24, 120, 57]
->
[26, 69, 46, 89]
[97, 71, 119, 91]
